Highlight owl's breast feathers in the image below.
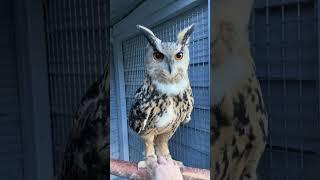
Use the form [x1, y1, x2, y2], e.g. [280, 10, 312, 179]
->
[129, 77, 194, 135]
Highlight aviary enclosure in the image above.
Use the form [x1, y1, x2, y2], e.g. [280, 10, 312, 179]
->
[110, 0, 210, 175]
[111, 0, 320, 179]
[42, 0, 320, 179]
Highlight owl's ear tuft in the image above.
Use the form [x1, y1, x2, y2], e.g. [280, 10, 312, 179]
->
[136, 25, 161, 51]
[177, 24, 195, 47]
[136, 25, 156, 37]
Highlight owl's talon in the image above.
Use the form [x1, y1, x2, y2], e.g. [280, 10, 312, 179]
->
[165, 155, 184, 167]
[138, 155, 157, 169]
[146, 155, 157, 166]
[168, 158, 184, 167]
[137, 160, 147, 169]
[162, 154, 172, 161]
[172, 160, 184, 167]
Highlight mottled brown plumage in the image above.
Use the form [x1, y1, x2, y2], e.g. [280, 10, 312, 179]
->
[129, 75, 193, 134]
[211, 0, 268, 180]
[129, 25, 195, 165]
[129, 75, 193, 161]
[59, 63, 109, 180]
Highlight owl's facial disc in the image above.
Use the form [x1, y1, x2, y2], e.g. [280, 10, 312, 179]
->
[138, 24, 194, 84]
[151, 51, 172, 74]
[165, 51, 184, 75]
[151, 46, 186, 74]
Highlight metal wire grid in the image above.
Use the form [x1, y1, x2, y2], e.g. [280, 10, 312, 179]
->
[249, 0, 320, 179]
[110, 63, 120, 160]
[110, 61, 122, 180]
[43, 0, 108, 175]
[122, 4, 210, 169]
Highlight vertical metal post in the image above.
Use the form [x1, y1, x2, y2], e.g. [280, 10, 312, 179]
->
[44, 0, 58, 174]
[114, 40, 130, 161]
[297, 1, 305, 179]
[317, 0, 320, 129]
[264, 1, 273, 179]
[280, 1, 288, 179]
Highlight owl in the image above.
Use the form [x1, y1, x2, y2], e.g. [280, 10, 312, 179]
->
[211, 0, 268, 179]
[128, 24, 195, 167]
[60, 63, 109, 180]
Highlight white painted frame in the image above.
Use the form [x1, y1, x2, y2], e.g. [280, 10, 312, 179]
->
[111, 0, 206, 161]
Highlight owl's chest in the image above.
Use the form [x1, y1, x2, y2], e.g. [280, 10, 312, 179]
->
[147, 92, 192, 131]
[154, 103, 176, 129]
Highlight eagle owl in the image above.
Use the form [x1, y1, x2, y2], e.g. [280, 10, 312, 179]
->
[60, 63, 109, 180]
[211, 0, 268, 179]
[129, 24, 195, 167]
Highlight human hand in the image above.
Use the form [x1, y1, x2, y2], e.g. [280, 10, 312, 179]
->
[147, 156, 183, 180]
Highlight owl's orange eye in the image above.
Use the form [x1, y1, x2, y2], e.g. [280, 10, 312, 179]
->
[175, 52, 184, 60]
[153, 52, 164, 61]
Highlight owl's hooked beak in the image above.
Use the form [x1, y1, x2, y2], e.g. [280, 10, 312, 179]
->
[167, 64, 172, 74]
[166, 60, 173, 75]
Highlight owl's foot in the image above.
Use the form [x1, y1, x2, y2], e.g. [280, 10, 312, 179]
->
[162, 154, 184, 167]
[137, 155, 157, 169]
[172, 159, 184, 167]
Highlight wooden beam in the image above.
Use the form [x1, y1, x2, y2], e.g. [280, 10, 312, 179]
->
[110, 159, 210, 180]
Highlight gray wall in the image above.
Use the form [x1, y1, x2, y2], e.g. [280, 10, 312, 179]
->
[0, 1, 24, 179]
[251, 0, 320, 179]
[0, 0, 54, 179]
[42, 0, 108, 176]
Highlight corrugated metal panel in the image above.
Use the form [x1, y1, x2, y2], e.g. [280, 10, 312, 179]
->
[0, 1, 24, 180]
[250, 0, 320, 179]
[122, 3, 209, 169]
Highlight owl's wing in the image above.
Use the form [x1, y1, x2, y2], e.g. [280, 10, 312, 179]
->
[182, 86, 194, 124]
[128, 85, 154, 134]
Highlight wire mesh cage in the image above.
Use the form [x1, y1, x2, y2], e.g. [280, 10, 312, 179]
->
[110, 60, 121, 160]
[249, 0, 320, 179]
[43, 0, 109, 175]
[121, 3, 210, 169]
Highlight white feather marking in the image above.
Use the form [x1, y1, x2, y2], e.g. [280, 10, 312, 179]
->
[139, 118, 148, 133]
[155, 104, 176, 128]
[184, 114, 191, 124]
[153, 79, 189, 95]
[213, 60, 249, 105]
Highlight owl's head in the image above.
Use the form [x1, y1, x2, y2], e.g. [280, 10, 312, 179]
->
[137, 24, 194, 94]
